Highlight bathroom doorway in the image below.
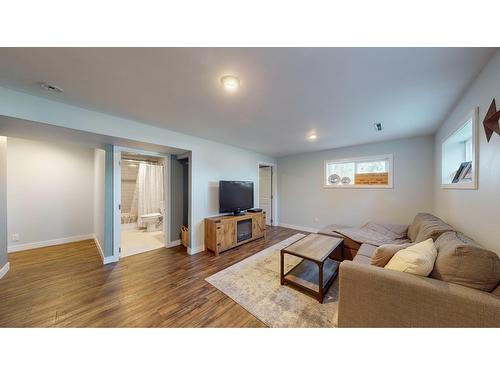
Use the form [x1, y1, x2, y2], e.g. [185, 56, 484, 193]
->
[116, 149, 169, 258]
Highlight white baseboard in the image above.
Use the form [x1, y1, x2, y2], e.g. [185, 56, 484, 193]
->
[93, 235, 105, 260]
[278, 223, 319, 233]
[167, 239, 181, 248]
[187, 245, 204, 255]
[103, 254, 120, 264]
[8, 234, 95, 253]
[0, 262, 10, 279]
[93, 235, 119, 264]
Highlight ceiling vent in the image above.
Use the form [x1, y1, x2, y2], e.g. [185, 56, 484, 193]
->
[40, 82, 64, 93]
[374, 123, 383, 131]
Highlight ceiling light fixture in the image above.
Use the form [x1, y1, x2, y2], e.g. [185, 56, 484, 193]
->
[40, 82, 64, 93]
[307, 134, 318, 141]
[220, 75, 240, 92]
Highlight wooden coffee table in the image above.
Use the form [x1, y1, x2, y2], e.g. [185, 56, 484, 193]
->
[280, 234, 343, 303]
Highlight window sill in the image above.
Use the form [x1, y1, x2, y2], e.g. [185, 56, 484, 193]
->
[323, 184, 393, 189]
[441, 183, 477, 190]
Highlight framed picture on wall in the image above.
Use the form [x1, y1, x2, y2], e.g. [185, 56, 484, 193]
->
[452, 161, 471, 183]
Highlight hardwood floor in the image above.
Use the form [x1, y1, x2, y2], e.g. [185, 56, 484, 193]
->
[0, 226, 305, 327]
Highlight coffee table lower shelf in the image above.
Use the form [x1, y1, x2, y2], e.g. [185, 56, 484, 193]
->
[280, 257, 339, 303]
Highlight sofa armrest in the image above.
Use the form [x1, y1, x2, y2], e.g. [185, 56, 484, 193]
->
[338, 261, 500, 327]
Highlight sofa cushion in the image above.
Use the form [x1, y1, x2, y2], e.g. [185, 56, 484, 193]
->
[357, 243, 377, 258]
[416, 220, 454, 243]
[407, 212, 454, 242]
[407, 213, 431, 242]
[385, 238, 438, 276]
[352, 254, 371, 265]
[371, 243, 413, 267]
[430, 231, 500, 292]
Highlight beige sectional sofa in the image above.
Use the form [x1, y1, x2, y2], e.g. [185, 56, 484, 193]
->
[320, 213, 500, 327]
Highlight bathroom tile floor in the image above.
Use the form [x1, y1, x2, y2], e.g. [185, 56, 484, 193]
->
[121, 228, 164, 257]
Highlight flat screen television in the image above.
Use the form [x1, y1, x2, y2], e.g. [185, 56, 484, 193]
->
[219, 180, 254, 215]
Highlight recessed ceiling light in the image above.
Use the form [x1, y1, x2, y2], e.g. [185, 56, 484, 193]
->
[40, 82, 64, 93]
[307, 134, 318, 141]
[220, 75, 240, 92]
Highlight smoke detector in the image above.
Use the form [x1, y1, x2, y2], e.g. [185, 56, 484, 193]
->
[373, 123, 383, 131]
[40, 82, 64, 93]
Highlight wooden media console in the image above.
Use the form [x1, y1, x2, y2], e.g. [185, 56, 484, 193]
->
[204, 211, 266, 256]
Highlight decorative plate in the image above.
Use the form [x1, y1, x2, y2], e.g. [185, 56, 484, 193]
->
[328, 174, 340, 184]
[341, 176, 351, 184]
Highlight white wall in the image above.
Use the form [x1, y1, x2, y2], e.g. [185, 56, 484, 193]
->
[0, 87, 276, 252]
[0, 137, 8, 269]
[434, 50, 500, 255]
[278, 135, 434, 231]
[93, 148, 105, 255]
[7, 137, 95, 251]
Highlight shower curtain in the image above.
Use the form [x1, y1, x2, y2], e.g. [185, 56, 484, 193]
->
[130, 163, 164, 227]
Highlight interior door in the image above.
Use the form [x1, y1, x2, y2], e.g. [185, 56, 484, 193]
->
[163, 155, 169, 247]
[259, 166, 272, 225]
[113, 150, 121, 258]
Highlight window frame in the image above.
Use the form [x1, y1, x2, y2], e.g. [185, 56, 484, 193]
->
[323, 154, 394, 189]
[440, 107, 478, 190]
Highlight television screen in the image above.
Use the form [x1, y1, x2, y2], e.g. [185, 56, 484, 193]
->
[219, 181, 254, 214]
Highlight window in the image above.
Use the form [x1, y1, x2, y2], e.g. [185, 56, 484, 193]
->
[324, 154, 393, 188]
[441, 108, 478, 189]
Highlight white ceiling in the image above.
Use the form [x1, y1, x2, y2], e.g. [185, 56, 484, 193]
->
[0, 48, 495, 157]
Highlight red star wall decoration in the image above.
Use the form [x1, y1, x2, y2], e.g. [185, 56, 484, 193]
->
[483, 99, 500, 142]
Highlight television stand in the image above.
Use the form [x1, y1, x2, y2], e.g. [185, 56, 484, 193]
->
[204, 211, 266, 256]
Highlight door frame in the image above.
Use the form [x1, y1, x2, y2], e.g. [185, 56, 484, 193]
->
[256, 161, 278, 226]
[175, 152, 191, 250]
[113, 146, 173, 259]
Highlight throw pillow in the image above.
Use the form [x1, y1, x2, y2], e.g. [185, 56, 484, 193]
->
[430, 231, 500, 292]
[385, 238, 437, 276]
[371, 243, 413, 267]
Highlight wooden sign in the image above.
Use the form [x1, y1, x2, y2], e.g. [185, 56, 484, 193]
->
[354, 172, 389, 185]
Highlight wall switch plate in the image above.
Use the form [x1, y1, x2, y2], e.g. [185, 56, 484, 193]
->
[11, 233, 20, 242]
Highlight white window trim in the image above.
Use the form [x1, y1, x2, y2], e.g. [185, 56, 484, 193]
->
[323, 154, 394, 189]
[441, 107, 478, 190]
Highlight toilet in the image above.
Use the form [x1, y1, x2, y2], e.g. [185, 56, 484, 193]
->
[140, 213, 162, 232]
[140, 201, 165, 232]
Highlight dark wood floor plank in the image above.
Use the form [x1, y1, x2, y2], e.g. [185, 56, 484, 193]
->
[0, 226, 304, 327]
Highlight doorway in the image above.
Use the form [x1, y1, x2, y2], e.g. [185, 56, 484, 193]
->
[115, 149, 169, 258]
[170, 154, 189, 248]
[0, 114, 191, 264]
[258, 164, 275, 226]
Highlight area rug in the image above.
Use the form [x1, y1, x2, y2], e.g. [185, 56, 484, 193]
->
[205, 233, 339, 328]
